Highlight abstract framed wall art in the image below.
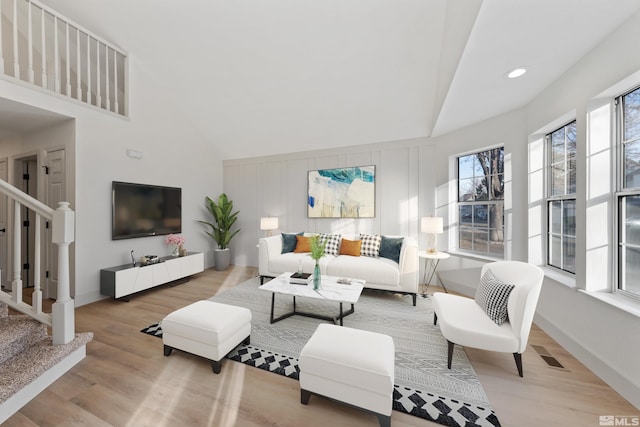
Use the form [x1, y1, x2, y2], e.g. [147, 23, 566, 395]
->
[307, 165, 375, 218]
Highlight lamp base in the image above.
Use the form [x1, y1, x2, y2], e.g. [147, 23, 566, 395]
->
[426, 248, 438, 254]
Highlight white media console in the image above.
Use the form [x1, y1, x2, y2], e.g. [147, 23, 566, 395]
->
[100, 252, 204, 300]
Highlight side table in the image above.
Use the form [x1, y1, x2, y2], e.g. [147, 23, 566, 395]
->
[419, 251, 450, 296]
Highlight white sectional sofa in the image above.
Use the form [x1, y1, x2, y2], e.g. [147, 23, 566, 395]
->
[258, 233, 419, 305]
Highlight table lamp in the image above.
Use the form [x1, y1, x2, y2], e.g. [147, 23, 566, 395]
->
[260, 217, 279, 237]
[421, 217, 443, 254]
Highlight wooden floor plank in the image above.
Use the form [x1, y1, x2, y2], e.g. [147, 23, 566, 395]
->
[7, 266, 637, 426]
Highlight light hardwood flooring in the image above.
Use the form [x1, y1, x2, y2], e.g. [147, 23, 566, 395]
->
[5, 266, 638, 427]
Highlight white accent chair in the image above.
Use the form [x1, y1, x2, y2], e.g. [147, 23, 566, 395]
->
[432, 261, 544, 377]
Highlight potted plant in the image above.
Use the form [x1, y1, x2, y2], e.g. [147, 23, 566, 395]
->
[199, 193, 240, 271]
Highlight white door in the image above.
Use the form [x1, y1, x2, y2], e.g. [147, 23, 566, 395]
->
[45, 148, 66, 299]
[0, 159, 7, 289]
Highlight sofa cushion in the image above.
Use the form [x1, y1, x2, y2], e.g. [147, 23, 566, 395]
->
[359, 234, 381, 257]
[327, 255, 400, 288]
[294, 235, 312, 253]
[320, 233, 342, 256]
[282, 232, 303, 254]
[379, 236, 403, 263]
[475, 269, 515, 325]
[340, 239, 362, 256]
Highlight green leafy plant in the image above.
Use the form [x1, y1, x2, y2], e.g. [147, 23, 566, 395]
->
[198, 193, 240, 250]
[309, 235, 326, 262]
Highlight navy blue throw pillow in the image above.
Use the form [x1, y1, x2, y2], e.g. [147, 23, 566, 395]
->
[379, 236, 404, 263]
[281, 232, 303, 254]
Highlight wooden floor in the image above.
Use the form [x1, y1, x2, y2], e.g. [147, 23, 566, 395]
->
[5, 266, 638, 427]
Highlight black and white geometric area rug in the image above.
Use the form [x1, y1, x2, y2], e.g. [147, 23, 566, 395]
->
[141, 321, 500, 427]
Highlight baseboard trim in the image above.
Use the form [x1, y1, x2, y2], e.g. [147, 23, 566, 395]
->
[534, 313, 640, 410]
[0, 344, 87, 424]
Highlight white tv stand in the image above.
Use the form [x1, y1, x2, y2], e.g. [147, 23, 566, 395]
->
[100, 252, 204, 300]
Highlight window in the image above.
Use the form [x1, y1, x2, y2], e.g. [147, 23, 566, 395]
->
[618, 86, 640, 299]
[457, 147, 504, 257]
[546, 121, 577, 273]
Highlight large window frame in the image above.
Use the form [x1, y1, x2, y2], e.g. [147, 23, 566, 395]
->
[616, 85, 640, 300]
[546, 121, 577, 274]
[457, 147, 505, 258]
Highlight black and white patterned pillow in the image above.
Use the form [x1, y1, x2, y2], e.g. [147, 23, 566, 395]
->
[320, 233, 342, 256]
[359, 234, 381, 258]
[475, 269, 515, 325]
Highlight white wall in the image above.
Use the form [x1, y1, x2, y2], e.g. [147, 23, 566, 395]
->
[224, 137, 436, 267]
[0, 54, 224, 306]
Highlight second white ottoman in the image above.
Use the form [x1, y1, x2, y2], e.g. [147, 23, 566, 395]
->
[299, 324, 395, 427]
[162, 300, 251, 374]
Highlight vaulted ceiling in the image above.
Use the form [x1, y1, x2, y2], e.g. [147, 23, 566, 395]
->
[34, 0, 640, 158]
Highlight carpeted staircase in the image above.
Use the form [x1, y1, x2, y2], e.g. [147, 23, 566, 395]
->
[0, 302, 93, 420]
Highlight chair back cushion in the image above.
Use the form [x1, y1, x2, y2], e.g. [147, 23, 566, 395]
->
[480, 261, 544, 353]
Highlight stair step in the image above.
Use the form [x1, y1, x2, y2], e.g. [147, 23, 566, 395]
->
[0, 316, 48, 365]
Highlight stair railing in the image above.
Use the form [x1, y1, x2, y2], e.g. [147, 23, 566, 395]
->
[0, 0, 127, 116]
[0, 178, 75, 345]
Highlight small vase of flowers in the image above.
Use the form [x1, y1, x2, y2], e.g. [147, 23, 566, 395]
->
[309, 235, 326, 290]
[165, 234, 185, 257]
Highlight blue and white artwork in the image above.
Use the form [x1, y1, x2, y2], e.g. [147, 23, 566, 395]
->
[308, 166, 375, 218]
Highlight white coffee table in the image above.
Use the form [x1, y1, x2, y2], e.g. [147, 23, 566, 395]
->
[258, 273, 365, 326]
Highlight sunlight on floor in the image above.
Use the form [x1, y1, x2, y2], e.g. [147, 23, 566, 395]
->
[207, 360, 246, 426]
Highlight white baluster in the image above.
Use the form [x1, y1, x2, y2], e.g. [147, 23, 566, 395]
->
[33, 214, 42, 314]
[113, 50, 119, 113]
[0, 0, 4, 72]
[76, 27, 81, 100]
[27, 0, 34, 83]
[11, 201, 22, 305]
[41, 6, 46, 88]
[13, 0, 20, 79]
[54, 16, 60, 92]
[105, 45, 110, 111]
[51, 202, 75, 345]
[65, 22, 71, 96]
[86, 34, 91, 104]
[96, 41, 101, 108]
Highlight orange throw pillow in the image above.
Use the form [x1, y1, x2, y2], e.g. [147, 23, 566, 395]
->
[294, 235, 312, 253]
[339, 239, 362, 256]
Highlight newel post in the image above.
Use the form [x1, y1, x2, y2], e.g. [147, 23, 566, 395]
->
[52, 202, 75, 345]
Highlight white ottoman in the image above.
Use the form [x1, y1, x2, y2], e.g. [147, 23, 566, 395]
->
[162, 300, 251, 374]
[299, 324, 395, 427]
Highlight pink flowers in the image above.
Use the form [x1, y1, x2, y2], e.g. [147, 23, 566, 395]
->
[165, 234, 185, 247]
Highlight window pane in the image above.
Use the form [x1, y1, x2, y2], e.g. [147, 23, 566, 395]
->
[488, 204, 504, 230]
[567, 158, 576, 194]
[563, 236, 576, 273]
[624, 140, 640, 189]
[459, 205, 473, 225]
[623, 89, 640, 142]
[624, 195, 640, 245]
[458, 155, 475, 179]
[623, 246, 640, 296]
[488, 228, 504, 256]
[459, 227, 473, 250]
[566, 122, 577, 158]
[474, 205, 488, 226]
[475, 178, 489, 201]
[473, 229, 488, 252]
[550, 201, 562, 234]
[549, 235, 561, 268]
[551, 163, 565, 196]
[563, 200, 576, 237]
[551, 133, 565, 164]
[491, 174, 504, 200]
[458, 178, 476, 202]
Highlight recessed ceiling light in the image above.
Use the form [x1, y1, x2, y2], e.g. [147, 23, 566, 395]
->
[507, 68, 527, 79]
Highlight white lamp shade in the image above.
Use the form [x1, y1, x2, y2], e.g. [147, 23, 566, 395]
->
[260, 217, 279, 231]
[421, 217, 443, 234]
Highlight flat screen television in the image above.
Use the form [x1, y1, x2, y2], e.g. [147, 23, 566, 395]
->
[112, 181, 182, 240]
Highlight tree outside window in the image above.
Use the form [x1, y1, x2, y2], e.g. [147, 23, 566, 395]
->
[457, 147, 504, 256]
